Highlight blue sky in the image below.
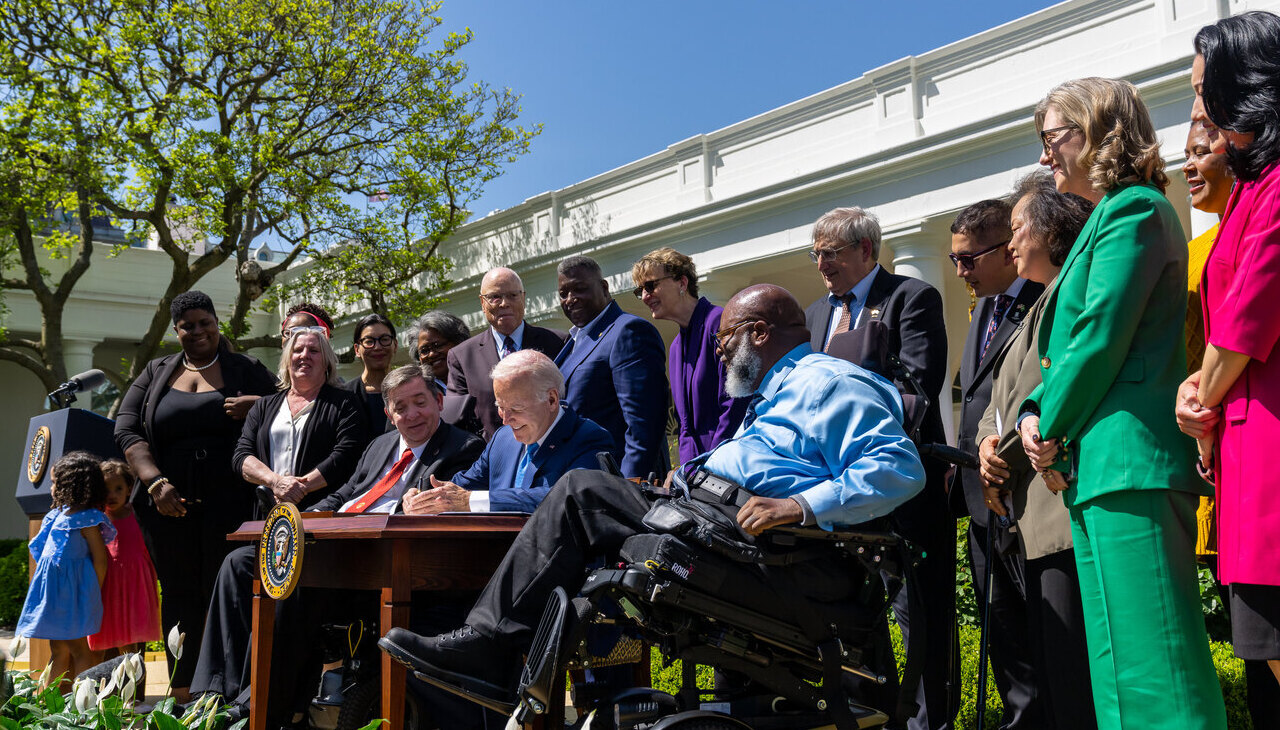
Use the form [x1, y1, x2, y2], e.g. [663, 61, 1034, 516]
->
[439, 1, 1063, 219]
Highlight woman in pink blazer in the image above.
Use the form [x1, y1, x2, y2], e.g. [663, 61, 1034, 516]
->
[1178, 11, 1280, 687]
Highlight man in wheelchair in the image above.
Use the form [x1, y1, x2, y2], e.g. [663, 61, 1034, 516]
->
[379, 284, 927, 725]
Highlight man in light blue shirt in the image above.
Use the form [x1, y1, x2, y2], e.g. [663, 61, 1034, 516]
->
[380, 284, 926, 694]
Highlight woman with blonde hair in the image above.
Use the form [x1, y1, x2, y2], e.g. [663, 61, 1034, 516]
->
[1020, 77, 1226, 728]
[232, 329, 370, 513]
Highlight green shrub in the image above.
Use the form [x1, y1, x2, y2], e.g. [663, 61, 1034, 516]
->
[0, 540, 28, 629]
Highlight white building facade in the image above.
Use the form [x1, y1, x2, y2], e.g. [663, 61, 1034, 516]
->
[432, 0, 1280, 447]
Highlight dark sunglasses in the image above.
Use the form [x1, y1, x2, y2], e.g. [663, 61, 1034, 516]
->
[948, 240, 1010, 269]
[632, 275, 674, 298]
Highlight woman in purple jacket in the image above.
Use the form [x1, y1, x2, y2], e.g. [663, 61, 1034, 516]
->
[631, 248, 747, 464]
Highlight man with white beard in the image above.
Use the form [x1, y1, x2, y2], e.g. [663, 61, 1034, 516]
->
[380, 284, 926, 698]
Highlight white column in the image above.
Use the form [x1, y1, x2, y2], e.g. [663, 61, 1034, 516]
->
[884, 228, 960, 447]
[61, 338, 98, 380]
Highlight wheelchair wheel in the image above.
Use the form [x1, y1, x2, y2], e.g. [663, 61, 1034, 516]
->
[333, 679, 378, 730]
[650, 711, 752, 730]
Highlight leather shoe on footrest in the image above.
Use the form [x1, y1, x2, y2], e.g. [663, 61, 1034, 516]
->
[379, 625, 518, 695]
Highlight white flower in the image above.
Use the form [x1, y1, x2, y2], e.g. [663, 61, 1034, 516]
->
[167, 624, 186, 661]
[123, 652, 144, 683]
[103, 658, 127, 696]
[72, 677, 97, 713]
[120, 676, 136, 705]
[6, 635, 25, 661]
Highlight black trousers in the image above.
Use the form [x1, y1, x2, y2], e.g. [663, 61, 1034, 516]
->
[467, 470, 654, 643]
[970, 523, 1096, 730]
[192, 545, 499, 728]
[887, 475, 960, 730]
[135, 500, 236, 689]
[968, 521, 1040, 730]
[189, 546, 307, 723]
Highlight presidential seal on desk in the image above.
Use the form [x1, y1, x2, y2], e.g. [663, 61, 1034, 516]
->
[259, 502, 304, 599]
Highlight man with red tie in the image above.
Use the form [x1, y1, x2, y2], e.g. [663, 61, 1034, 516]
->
[190, 364, 485, 722]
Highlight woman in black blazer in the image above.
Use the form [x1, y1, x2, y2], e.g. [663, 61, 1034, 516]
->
[342, 313, 397, 434]
[234, 329, 370, 512]
[114, 291, 278, 698]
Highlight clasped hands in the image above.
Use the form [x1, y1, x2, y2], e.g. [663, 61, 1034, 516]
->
[402, 475, 472, 515]
[1174, 372, 1218, 468]
[975, 416, 1069, 499]
[269, 473, 317, 504]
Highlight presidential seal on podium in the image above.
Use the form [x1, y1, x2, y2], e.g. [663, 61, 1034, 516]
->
[259, 502, 304, 599]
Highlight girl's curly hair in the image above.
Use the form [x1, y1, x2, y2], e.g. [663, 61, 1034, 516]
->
[51, 451, 107, 511]
[1035, 77, 1170, 195]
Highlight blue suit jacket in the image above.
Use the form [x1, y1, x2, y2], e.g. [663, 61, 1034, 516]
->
[451, 406, 615, 512]
[554, 300, 669, 478]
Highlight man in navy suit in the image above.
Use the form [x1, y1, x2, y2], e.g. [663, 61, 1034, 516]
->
[802, 206, 954, 730]
[446, 267, 566, 440]
[404, 349, 615, 514]
[950, 200, 1046, 730]
[552, 255, 669, 479]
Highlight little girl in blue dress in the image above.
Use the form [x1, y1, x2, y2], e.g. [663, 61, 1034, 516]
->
[17, 451, 116, 690]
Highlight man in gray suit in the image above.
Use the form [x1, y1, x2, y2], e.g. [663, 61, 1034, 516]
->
[447, 267, 566, 439]
[949, 200, 1044, 729]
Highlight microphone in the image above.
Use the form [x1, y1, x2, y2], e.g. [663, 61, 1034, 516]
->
[48, 369, 107, 400]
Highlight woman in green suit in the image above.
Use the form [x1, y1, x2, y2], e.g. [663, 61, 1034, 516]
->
[1019, 78, 1225, 729]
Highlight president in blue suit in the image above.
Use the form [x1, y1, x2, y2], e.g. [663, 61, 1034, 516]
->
[552, 255, 670, 479]
[404, 349, 615, 514]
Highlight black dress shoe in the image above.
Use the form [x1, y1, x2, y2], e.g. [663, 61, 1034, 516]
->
[379, 626, 517, 691]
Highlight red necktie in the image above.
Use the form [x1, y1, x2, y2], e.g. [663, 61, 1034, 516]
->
[343, 448, 414, 514]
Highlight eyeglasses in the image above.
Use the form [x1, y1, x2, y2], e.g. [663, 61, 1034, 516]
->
[1039, 124, 1077, 153]
[281, 325, 330, 340]
[632, 275, 673, 298]
[714, 319, 763, 349]
[417, 340, 451, 358]
[948, 240, 1010, 269]
[480, 291, 524, 305]
[808, 241, 859, 263]
[358, 335, 395, 348]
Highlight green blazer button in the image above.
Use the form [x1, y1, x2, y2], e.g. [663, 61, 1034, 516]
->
[1041, 356, 1051, 368]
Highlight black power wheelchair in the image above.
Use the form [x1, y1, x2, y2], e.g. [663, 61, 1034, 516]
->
[403, 325, 975, 730]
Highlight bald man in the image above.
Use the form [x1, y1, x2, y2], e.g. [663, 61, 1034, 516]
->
[446, 267, 566, 439]
[381, 284, 926, 696]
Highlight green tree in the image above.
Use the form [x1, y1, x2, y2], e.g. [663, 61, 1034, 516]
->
[0, 0, 537, 396]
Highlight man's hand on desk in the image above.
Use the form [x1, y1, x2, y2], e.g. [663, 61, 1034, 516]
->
[403, 474, 471, 515]
[736, 495, 803, 536]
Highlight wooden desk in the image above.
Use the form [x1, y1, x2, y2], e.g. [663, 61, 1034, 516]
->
[229, 513, 527, 730]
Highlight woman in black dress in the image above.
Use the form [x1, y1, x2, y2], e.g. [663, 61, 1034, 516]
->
[114, 291, 277, 699]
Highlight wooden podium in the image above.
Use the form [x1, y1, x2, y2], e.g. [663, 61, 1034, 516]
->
[228, 512, 527, 730]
